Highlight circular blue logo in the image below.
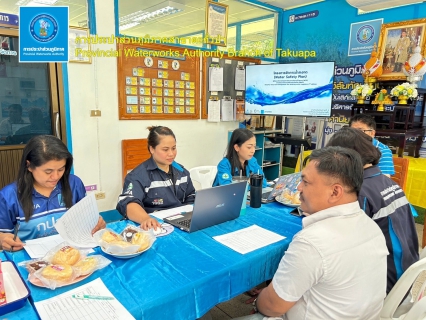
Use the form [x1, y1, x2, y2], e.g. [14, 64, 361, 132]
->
[29, 14, 58, 42]
[356, 25, 374, 44]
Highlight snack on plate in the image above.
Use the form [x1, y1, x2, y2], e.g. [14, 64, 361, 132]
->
[132, 232, 150, 252]
[101, 230, 122, 243]
[121, 226, 140, 242]
[41, 264, 73, 282]
[26, 260, 49, 273]
[292, 191, 301, 204]
[109, 240, 134, 248]
[73, 257, 97, 275]
[52, 245, 81, 266]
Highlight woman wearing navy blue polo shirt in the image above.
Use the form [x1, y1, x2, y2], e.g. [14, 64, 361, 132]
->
[0, 135, 106, 251]
[213, 128, 267, 187]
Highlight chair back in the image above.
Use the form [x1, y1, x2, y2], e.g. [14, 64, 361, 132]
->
[391, 157, 409, 192]
[380, 258, 426, 320]
[122, 139, 150, 183]
[189, 166, 218, 190]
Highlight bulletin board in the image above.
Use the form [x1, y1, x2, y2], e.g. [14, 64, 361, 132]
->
[117, 42, 200, 120]
[202, 54, 260, 119]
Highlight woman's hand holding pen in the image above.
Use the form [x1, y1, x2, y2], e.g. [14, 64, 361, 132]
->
[0, 233, 24, 252]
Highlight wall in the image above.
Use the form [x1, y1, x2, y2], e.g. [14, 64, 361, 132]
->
[67, 0, 237, 212]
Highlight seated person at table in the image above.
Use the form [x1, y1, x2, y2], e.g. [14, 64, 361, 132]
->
[117, 126, 196, 230]
[349, 113, 395, 177]
[213, 128, 267, 187]
[236, 147, 388, 320]
[0, 135, 106, 251]
[327, 127, 419, 294]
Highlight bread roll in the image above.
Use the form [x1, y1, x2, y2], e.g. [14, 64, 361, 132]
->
[74, 257, 97, 275]
[41, 264, 73, 282]
[101, 230, 121, 243]
[52, 246, 81, 266]
[131, 232, 150, 252]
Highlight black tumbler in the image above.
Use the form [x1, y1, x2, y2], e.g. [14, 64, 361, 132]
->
[250, 174, 263, 208]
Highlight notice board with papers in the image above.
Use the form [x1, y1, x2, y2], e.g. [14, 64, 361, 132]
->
[202, 55, 260, 119]
[117, 42, 200, 120]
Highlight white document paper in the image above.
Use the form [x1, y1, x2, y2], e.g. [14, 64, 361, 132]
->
[55, 193, 99, 248]
[221, 99, 234, 121]
[209, 67, 224, 91]
[150, 205, 193, 220]
[213, 225, 285, 254]
[235, 68, 246, 90]
[24, 234, 65, 259]
[208, 100, 221, 122]
[35, 278, 135, 320]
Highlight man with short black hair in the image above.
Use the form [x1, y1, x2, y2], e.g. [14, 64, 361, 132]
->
[349, 113, 395, 177]
[236, 146, 388, 320]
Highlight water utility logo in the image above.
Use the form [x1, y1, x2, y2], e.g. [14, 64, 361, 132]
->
[30, 14, 58, 42]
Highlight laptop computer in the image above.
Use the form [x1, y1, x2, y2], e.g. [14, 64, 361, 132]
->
[248, 172, 302, 203]
[163, 181, 247, 233]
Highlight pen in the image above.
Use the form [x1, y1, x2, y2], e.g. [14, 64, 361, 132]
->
[10, 222, 19, 253]
[72, 294, 115, 300]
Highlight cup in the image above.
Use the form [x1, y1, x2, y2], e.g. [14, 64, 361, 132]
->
[232, 176, 249, 216]
[250, 174, 263, 208]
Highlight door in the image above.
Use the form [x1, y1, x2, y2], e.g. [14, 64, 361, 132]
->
[0, 28, 66, 189]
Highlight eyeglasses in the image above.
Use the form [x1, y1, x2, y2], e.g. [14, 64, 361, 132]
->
[356, 129, 374, 133]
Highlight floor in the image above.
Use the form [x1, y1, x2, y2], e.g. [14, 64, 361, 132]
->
[201, 223, 425, 320]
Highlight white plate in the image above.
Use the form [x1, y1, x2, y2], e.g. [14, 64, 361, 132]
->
[100, 242, 152, 259]
[275, 196, 301, 208]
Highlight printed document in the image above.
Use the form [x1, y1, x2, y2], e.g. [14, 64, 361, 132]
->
[55, 193, 99, 248]
[221, 98, 234, 121]
[235, 67, 245, 90]
[150, 205, 194, 220]
[209, 67, 224, 91]
[35, 278, 135, 320]
[207, 100, 221, 122]
[24, 234, 65, 259]
[213, 225, 285, 254]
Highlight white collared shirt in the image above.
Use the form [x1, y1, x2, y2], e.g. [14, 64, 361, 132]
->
[272, 201, 388, 320]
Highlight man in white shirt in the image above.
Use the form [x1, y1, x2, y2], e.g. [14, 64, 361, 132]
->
[237, 146, 388, 320]
[0, 104, 25, 142]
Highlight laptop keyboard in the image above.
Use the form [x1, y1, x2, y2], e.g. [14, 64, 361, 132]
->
[177, 219, 191, 228]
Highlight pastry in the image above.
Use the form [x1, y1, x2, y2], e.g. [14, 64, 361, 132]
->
[292, 191, 301, 204]
[74, 257, 97, 275]
[41, 264, 73, 282]
[131, 232, 150, 252]
[52, 246, 81, 266]
[121, 227, 139, 242]
[101, 230, 121, 243]
[27, 260, 48, 273]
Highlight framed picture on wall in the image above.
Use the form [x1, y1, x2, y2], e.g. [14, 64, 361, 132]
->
[69, 27, 91, 63]
[205, 0, 228, 47]
[377, 18, 426, 80]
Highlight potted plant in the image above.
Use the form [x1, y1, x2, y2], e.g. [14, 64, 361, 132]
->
[390, 82, 418, 104]
[350, 84, 373, 104]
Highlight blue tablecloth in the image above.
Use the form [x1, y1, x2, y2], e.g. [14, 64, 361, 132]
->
[4, 202, 303, 320]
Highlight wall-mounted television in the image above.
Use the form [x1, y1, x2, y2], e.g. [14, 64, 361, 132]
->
[245, 61, 335, 117]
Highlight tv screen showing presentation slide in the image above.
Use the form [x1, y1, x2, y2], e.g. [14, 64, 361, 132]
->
[245, 61, 335, 117]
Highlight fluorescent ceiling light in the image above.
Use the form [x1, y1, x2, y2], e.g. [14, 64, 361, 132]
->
[16, 0, 58, 5]
[119, 1, 184, 31]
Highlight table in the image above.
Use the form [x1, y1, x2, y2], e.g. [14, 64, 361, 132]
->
[4, 203, 303, 320]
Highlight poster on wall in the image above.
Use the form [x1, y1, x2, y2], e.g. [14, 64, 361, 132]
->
[205, 1, 228, 47]
[348, 19, 383, 56]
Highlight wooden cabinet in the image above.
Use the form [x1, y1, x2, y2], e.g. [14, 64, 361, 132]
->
[351, 85, 426, 158]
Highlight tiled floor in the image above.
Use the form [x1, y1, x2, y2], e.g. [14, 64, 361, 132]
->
[203, 223, 425, 320]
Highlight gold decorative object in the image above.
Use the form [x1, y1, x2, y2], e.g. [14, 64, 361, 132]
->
[362, 44, 383, 88]
[398, 95, 409, 104]
[357, 97, 365, 104]
[372, 89, 392, 111]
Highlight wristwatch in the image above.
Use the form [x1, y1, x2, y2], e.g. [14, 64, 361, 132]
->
[252, 298, 259, 313]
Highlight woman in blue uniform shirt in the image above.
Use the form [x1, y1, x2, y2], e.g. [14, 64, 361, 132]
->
[117, 126, 196, 230]
[213, 128, 267, 187]
[0, 135, 106, 251]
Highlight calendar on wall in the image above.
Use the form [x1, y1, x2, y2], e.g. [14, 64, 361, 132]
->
[117, 42, 200, 120]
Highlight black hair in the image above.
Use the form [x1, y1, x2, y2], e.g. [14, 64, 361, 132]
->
[146, 126, 176, 151]
[17, 135, 74, 221]
[326, 126, 381, 166]
[8, 104, 22, 113]
[309, 146, 364, 195]
[226, 128, 254, 176]
[349, 114, 377, 130]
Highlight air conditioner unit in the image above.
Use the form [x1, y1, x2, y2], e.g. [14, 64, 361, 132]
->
[346, 0, 422, 12]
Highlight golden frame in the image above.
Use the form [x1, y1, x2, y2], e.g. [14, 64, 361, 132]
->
[377, 18, 426, 81]
[69, 26, 91, 64]
[205, 0, 228, 47]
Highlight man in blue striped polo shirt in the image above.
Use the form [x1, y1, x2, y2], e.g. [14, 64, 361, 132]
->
[349, 114, 395, 176]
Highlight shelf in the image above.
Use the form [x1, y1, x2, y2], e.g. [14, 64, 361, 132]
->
[264, 145, 281, 149]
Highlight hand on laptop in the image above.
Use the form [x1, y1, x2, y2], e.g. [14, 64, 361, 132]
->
[140, 217, 161, 231]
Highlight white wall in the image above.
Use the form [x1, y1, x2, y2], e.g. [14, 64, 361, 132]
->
[67, 0, 237, 211]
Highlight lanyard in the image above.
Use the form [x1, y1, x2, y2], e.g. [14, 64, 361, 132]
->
[168, 166, 177, 196]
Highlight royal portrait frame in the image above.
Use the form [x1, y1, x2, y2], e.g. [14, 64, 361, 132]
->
[377, 18, 426, 81]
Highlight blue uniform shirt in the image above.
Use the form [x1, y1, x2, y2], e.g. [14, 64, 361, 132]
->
[213, 157, 268, 187]
[373, 138, 395, 176]
[0, 174, 86, 241]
